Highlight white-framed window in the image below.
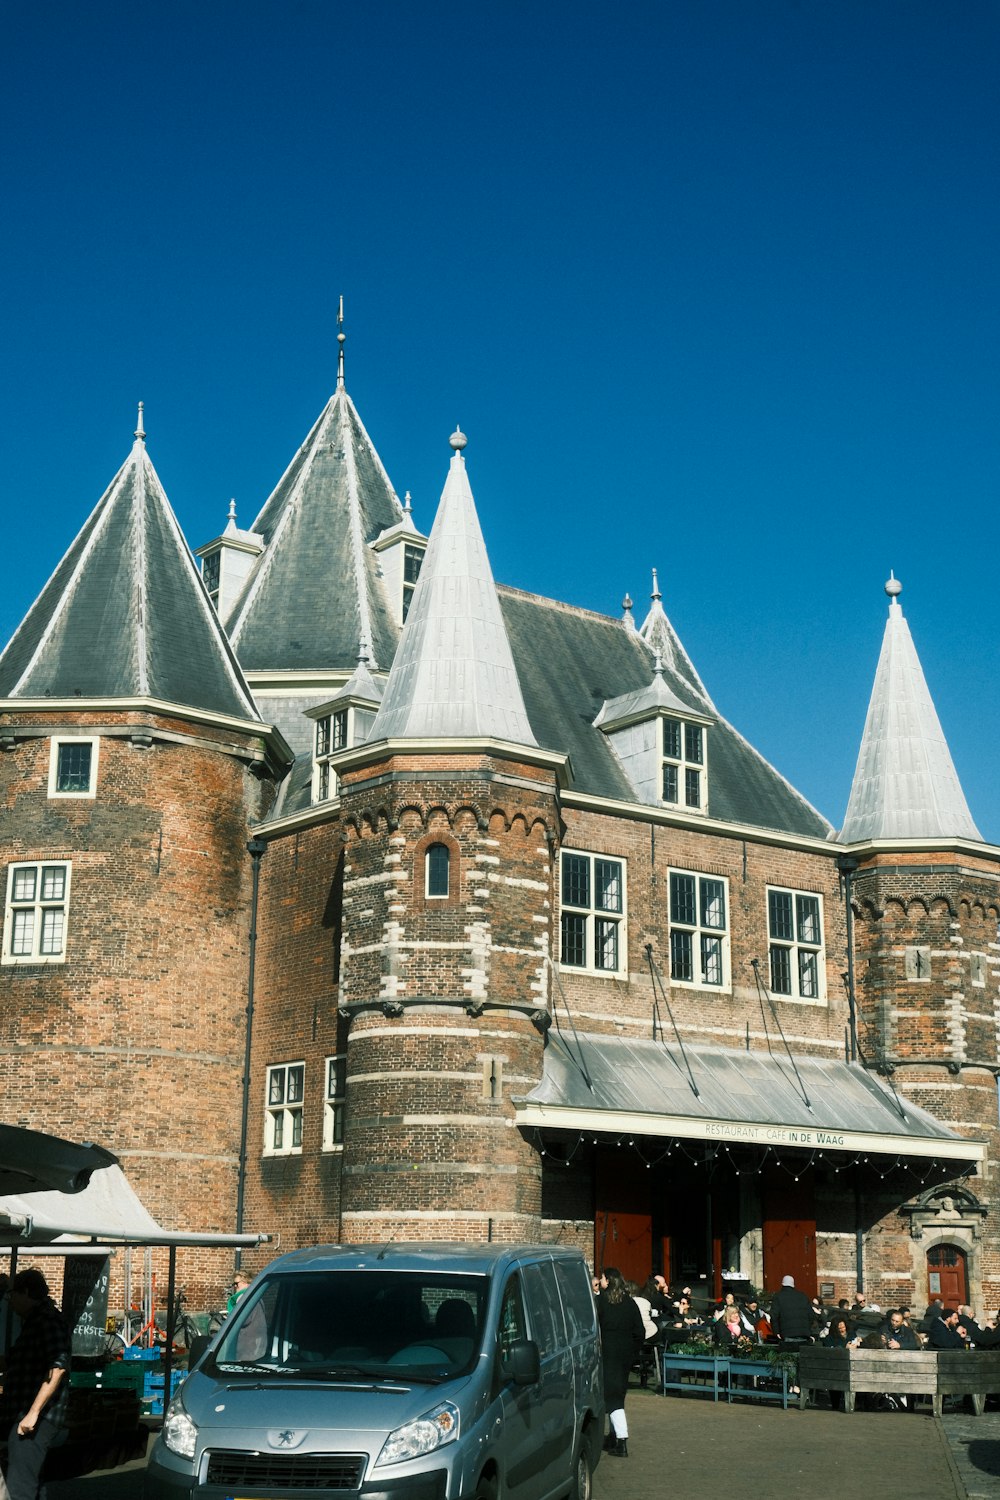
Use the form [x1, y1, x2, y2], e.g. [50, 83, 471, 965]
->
[662, 718, 707, 811]
[264, 1062, 304, 1155]
[201, 549, 221, 603]
[768, 887, 825, 1002]
[313, 709, 348, 802]
[48, 737, 99, 799]
[402, 543, 423, 622]
[2, 861, 71, 965]
[323, 1055, 346, 1150]
[425, 843, 450, 899]
[559, 850, 626, 975]
[668, 869, 729, 989]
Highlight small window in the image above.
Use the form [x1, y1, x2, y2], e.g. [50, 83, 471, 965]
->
[662, 718, 707, 811]
[668, 870, 729, 989]
[48, 737, 99, 799]
[313, 710, 349, 803]
[323, 1055, 346, 1149]
[201, 550, 221, 600]
[559, 851, 626, 975]
[264, 1063, 304, 1155]
[402, 543, 423, 622]
[425, 843, 450, 899]
[3, 862, 71, 965]
[768, 888, 825, 1002]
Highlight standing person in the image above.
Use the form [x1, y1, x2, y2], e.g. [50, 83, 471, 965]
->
[767, 1275, 814, 1342]
[597, 1267, 644, 1459]
[227, 1271, 251, 1317]
[0, 1268, 70, 1500]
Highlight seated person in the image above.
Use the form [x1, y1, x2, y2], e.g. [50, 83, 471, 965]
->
[880, 1308, 920, 1350]
[713, 1306, 745, 1347]
[927, 1308, 968, 1349]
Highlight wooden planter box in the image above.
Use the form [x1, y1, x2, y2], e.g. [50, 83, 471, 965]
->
[798, 1347, 1000, 1415]
[659, 1352, 792, 1408]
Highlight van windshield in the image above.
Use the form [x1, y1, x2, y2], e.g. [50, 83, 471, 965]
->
[214, 1270, 489, 1382]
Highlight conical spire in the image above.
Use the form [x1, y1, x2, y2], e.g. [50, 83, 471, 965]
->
[840, 576, 981, 843]
[369, 430, 536, 744]
[638, 566, 715, 712]
[0, 411, 260, 720]
[225, 384, 405, 673]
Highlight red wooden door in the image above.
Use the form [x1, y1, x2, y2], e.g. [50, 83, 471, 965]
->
[594, 1212, 652, 1285]
[762, 1168, 816, 1295]
[927, 1244, 967, 1307]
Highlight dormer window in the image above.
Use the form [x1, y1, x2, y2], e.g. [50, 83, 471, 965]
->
[201, 549, 221, 604]
[662, 718, 706, 810]
[402, 544, 423, 622]
[316, 710, 348, 759]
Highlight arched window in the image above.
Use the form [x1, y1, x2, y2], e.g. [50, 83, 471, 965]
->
[425, 843, 450, 899]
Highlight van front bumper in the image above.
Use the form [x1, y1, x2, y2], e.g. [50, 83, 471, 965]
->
[145, 1449, 448, 1500]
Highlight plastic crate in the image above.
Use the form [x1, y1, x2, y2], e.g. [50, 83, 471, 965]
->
[70, 1371, 100, 1388]
[123, 1345, 162, 1361]
[102, 1363, 147, 1394]
[142, 1370, 183, 1397]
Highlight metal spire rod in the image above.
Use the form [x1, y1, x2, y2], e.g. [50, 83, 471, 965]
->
[337, 294, 346, 388]
[644, 944, 700, 1098]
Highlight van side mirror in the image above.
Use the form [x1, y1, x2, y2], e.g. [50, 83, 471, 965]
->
[506, 1339, 540, 1386]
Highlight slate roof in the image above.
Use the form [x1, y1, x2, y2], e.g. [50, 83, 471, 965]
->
[517, 1032, 980, 1160]
[0, 422, 260, 721]
[225, 386, 404, 673]
[499, 588, 832, 837]
[370, 438, 537, 745]
[840, 579, 982, 843]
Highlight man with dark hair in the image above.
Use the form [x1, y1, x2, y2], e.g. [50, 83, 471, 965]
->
[1, 1268, 70, 1499]
[881, 1307, 920, 1351]
[927, 1307, 967, 1350]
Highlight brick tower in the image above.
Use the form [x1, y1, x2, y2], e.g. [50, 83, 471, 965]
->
[840, 575, 1000, 1308]
[0, 407, 290, 1261]
[332, 429, 562, 1242]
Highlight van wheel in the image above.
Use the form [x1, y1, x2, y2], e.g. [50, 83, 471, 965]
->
[570, 1438, 593, 1500]
[472, 1476, 497, 1500]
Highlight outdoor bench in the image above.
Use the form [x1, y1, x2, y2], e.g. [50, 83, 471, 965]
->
[797, 1347, 1000, 1416]
[659, 1351, 790, 1408]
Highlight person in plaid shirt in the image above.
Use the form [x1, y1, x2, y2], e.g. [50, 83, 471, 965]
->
[1, 1269, 70, 1500]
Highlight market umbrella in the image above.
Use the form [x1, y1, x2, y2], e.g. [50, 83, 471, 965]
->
[0, 1124, 118, 1197]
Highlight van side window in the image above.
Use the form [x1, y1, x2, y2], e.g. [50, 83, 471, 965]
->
[498, 1274, 526, 1365]
[553, 1259, 597, 1344]
[521, 1261, 564, 1357]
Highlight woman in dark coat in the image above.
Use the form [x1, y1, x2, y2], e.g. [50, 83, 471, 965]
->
[597, 1267, 644, 1458]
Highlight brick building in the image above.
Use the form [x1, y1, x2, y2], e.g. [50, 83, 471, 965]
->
[1, 340, 998, 1316]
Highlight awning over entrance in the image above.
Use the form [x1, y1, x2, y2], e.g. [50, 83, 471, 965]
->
[515, 1033, 985, 1165]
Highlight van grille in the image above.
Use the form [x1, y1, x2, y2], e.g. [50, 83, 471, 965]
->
[205, 1449, 366, 1489]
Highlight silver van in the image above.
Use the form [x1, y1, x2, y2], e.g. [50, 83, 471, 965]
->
[145, 1242, 603, 1500]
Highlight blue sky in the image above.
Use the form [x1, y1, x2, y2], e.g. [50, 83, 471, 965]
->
[2, 0, 999, 838]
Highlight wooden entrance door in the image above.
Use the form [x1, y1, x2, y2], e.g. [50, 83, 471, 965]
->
[927, 1244, 968, 1307]
[594, 1211, 652, 1285]
[762, 1168, 816, 1295]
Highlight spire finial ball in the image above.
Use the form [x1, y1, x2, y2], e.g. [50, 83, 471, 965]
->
[449, 426, 468, 452]
[885, 572, 902, 599]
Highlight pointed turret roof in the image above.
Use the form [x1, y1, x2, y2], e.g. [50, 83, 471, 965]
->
[0, 407, 260, 721]
[840, 576, 981, 843]
[639, 568, 716, 713]
[369, 430, 536, 744]
[225, 384, 405, 673]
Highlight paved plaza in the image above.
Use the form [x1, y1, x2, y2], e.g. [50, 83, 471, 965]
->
[41, 1388, 1000, 1500]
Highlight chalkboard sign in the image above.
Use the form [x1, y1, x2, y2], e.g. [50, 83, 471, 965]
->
[63, 1256, 111, 1356]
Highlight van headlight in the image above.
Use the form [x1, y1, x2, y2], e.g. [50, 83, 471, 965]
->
[375, 1401, 460, 1467]
[162, 1395, 198, 1460]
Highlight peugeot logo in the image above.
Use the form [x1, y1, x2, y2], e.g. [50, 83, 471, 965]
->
[267, 1428, 307, 1449]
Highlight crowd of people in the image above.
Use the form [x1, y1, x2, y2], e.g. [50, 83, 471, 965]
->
[592, 1267, 1000, 1445]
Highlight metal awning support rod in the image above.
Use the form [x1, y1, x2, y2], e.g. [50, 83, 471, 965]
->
[644, 945, 700, 1099]
[750, 959, 811, 1109]
[548, 960, 593, 1091]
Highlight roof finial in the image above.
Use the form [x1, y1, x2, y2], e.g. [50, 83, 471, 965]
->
[449, 426, 468, 453]
[337, 294, 346, 389]
[404, 490, 412, 516]
[650, 567, 661, 603]
[227, 498, 237, 524]
[653, 651, 664, 677]
[622, 592, 634, 627]
[885, 570, 902, 607]
[358, 633, 370, 665]
[134, 401, 145, 444]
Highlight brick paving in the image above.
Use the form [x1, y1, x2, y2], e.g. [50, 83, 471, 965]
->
[39, 1389, 1000, 1499]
